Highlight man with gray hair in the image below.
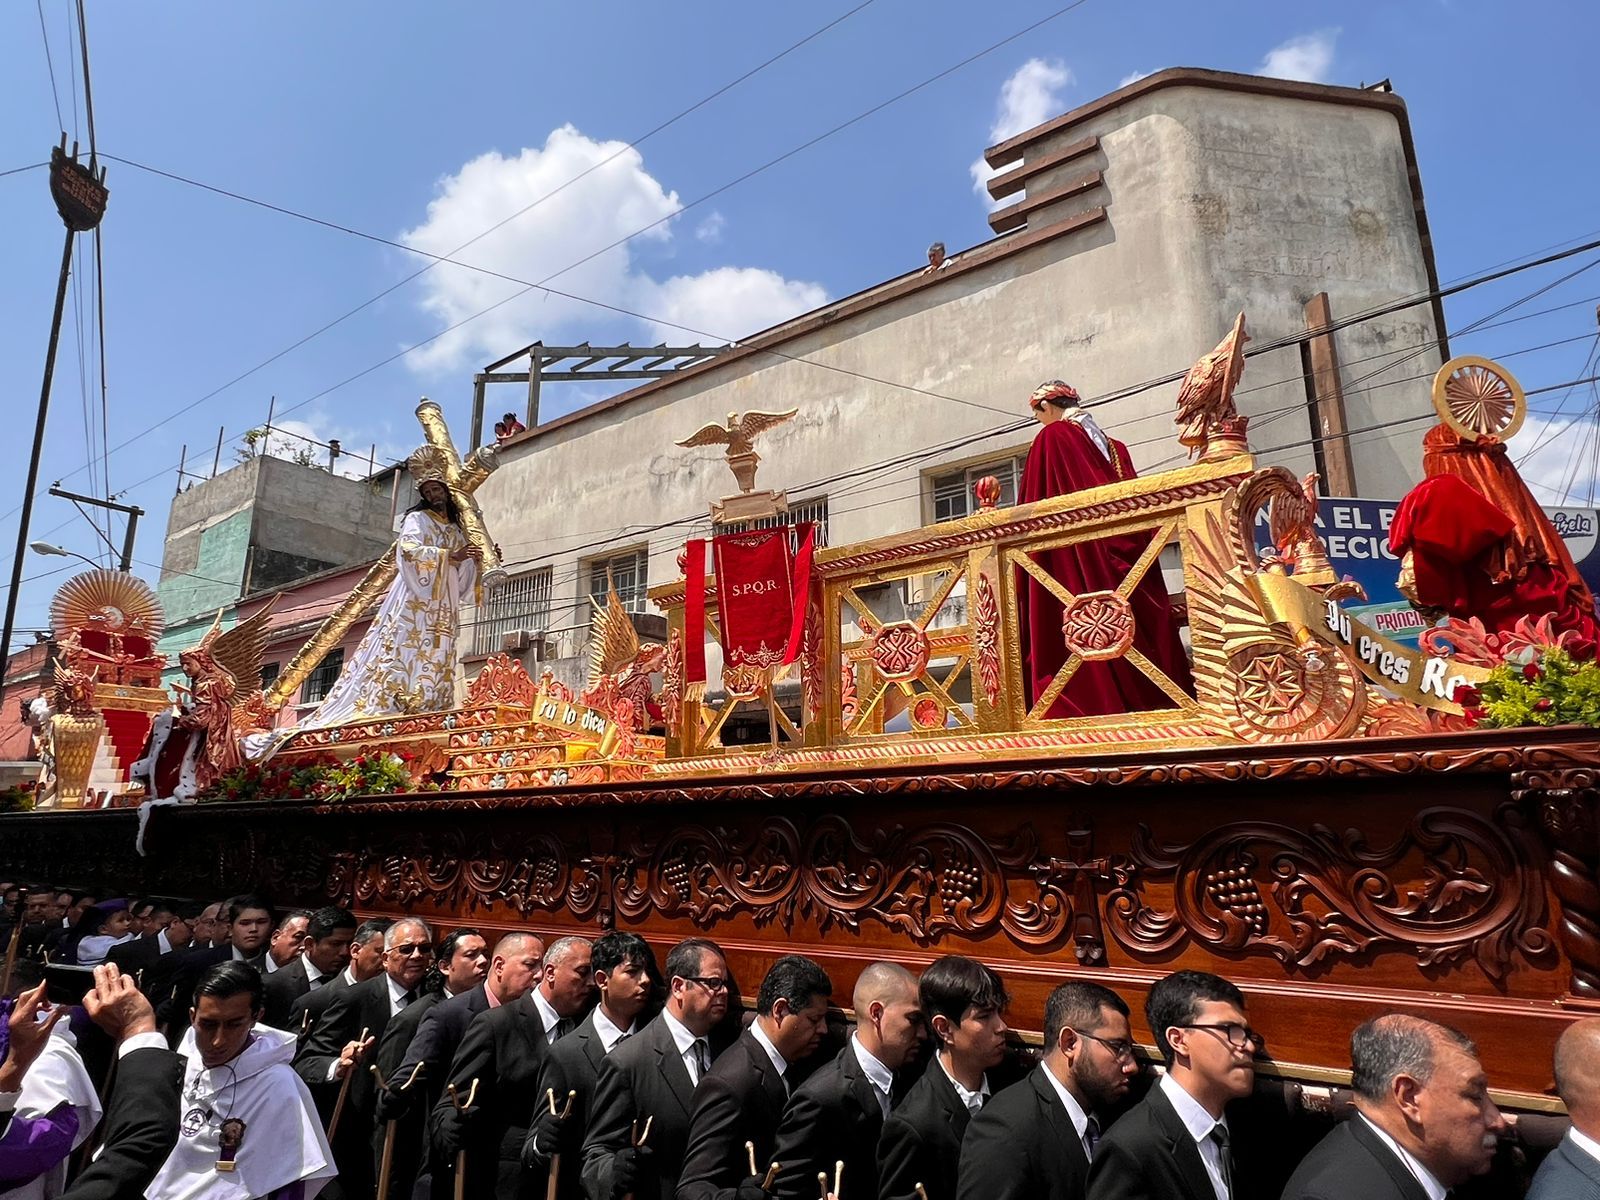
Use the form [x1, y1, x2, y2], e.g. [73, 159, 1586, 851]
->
[296, 916, 434, 1199]
[433, 934, 593, 1197]
[1530, 1017, 1600, 1198]
[1281, 1013, 1507, 1199]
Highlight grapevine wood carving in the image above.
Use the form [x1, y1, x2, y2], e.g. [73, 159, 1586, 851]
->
[1518, 767, 1600, 998]
[1106, 803, 1554, 982]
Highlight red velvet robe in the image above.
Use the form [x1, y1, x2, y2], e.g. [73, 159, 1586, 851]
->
[1016, 417, 1194, 717]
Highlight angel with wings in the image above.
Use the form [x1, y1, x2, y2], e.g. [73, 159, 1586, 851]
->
[676, 409, 797, 493]
[580, 586, 667, 732]
[175, 603, 276, 791]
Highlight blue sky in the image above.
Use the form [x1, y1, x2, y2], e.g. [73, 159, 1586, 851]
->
[2, 1, 1598, 647]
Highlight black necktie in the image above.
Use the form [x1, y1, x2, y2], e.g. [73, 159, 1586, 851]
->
[692, 1038, 710, 1076]
[1084, 1116, 1101, 1160]
[399, 990, 416, 1009]
[552, 1017, 575, 1043]
[1209, 1124, 1234, 1200]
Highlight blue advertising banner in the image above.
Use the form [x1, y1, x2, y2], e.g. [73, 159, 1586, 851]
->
[1255, 498, 1600, 648]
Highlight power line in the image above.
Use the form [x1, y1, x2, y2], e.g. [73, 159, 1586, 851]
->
[33, 0, 63, 133]
[0, 162, 49, 181]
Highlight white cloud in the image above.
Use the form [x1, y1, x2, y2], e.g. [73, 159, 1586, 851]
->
[1118, 69, 1153, 87]
[1517, 412, 1600, 505]
[246, 416, 408, 480]
[399, 126, 825, 374]
[970, 57, 1073, 208]
[695, 212, 726, 244]
[1259, 29, 1339, 83]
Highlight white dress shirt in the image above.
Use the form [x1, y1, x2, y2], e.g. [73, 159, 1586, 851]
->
[591, 1006, 637, 1055]
[301, 953, 331, 990]
[1571, 1127, 1600, 1170]
[1038, 1062, 1096, 1160]
[1159, 1074, 1231, 1200]
[385, 973, 416, 1018]
[531, 988, 563, 1044]
[938, 1052, 989, 1114]
[851, 1034, 894, 1117]
[660, 1010, 709, 1086]
[750, 1020, 789, 1089]
[338, 965, 357, 988]
[264, 953, 281, 974]
[1358, 1114, 1449, 1200]
[156, 929, 177, 955]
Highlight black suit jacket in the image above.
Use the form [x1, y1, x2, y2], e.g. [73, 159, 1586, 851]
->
[957, 1067, 1091, 1200]
[162, 944, 266, 1038]
[770, 1040, 887, 1200]
[431, 993, 549, 1200]
[877, 1061, 974, 1200]
[382, 983, 491, 1122]
[1529, 1133, 1600, 1200]
[1280, 1115, 1432, 1200]
[1087, 1079, 1278, 1200]
[263, 955, 322, 1030]
[295, 973, 401, 1197]
[677, 1029, 790, 1200]
[103, 934, 162, 981]
[526, 1008, 616, 1200]
[58, 1045, 183, 1200]
[370, 990, 446, 1200]
[582, 1012, 721, 1200]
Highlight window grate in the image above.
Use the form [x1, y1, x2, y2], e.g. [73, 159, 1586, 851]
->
[930, 457, 1023, 522]
[472, 567, 553, 656]
[587, 549, 649, 615]
[301, 649, 344, 704]
[723, 495, 829, 547]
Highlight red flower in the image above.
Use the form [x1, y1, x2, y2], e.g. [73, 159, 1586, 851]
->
[1463, 706, 1485, 722]
[1535, 697, 1555, 712]
[1452, 684, 1482, 707]
[1524, 662, 1542, 681]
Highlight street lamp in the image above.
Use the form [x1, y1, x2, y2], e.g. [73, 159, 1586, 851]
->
[29, 541, 99, 570]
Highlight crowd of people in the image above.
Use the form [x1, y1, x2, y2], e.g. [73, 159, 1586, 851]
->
[1, 885, 1596, 1200]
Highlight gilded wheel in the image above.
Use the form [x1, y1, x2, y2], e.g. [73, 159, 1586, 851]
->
[1431, 355, 1525, 442]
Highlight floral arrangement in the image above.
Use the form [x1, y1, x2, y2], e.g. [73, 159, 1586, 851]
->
[198, 747, 445, 804]
[0, 782, 38, 813]
[1453, 647, 1600, 729]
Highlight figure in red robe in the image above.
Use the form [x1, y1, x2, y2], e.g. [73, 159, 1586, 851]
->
[1016, 381, 1194, 717]
[1389, 425, 1600, 653]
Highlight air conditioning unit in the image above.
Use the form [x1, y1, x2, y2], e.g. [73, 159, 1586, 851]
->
[503, 630, 557, 659]
[501, 630, 531, 653]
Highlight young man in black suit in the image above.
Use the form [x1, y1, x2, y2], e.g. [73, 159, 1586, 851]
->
[380, 931, 542, 1200]
[771, 961, 925, 1200]
[878, 955, 1009, 1200]
[161, 895, 275, 1038]
[1285, 1014, 1507, 1200]
[677, 953, 833, 1200]
[430, 935, 592, 1199]
[959, 981, 1137, 1200]
[296, 916, 435, 1200]
[263, 906, 357, 1030]
[1087, 970, 1263, 1200]
[582, 937, 736, 1200]
[524, 931, 657, 1200]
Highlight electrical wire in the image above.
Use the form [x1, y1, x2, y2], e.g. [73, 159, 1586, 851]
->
[34, 0, 63, 133]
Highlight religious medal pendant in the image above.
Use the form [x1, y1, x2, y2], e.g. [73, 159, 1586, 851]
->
[215, 1117, 246, 1173]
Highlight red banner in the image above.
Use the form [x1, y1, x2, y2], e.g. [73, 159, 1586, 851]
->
[712, 524, 814, 670]
[684, 538, 707, 686]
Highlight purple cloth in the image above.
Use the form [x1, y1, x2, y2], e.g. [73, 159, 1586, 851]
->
[0, 1100, 81, 1189]
[0, 995, 13, 1064]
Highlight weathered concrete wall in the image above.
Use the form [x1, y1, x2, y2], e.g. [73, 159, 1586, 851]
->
[471, 73, 1443, 682]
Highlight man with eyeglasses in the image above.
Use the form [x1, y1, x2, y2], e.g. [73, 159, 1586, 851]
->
[582, 938, 737, 1200]
[295, 916, 434, 1200]
[1087, 970, 1263, 1200]
[960, 981, 1137, 1200]
[432, 935, 593, 1199]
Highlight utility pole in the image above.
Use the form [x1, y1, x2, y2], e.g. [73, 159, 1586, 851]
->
[46, 486, 143, 572]
[0, 138, 109, 705]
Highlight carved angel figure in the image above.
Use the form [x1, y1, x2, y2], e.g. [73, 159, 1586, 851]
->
[176, 603, 276, 791]
[676, 409, 797, 493]
[1175, 312, 1249, 459]
[580, 587, 666, 732]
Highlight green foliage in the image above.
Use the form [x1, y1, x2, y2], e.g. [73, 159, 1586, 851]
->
[0, 782, 38, 813]
[1456, 648, 1600, 729]
[198, 749, 438, 804]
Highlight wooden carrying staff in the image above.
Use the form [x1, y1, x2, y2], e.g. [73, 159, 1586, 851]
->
[447, 1078, 479, 1200]
[325, 1026, 370, 1142]
[0, 890, 26, 996]
[544, 1087, 575, 1200]
[816, 1160, 844, 1199]
[743, 1140, 778, 1190]
[620, 1115, 652, 1200]
[372, 1061, 425, 1200]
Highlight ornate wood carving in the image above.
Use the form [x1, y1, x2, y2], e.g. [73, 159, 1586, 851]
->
[1106, 803, 1554, 982]
[1519, 767, 1600, 998]
[973, 575, 1002, 708]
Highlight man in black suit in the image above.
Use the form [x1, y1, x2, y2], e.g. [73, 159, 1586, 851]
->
[879, 955, 1010, 1200]
[265, 907, 313, 975]
[104, 906, 191, 986]
[959, 981, 1137, 1200]
[1533, 1017, 1600, 1199]
[161, 894, 275, 1038]
[677, 953, 833, 1200]
[524, 932, 656, 1200]
[288, 916, 391, 1040]
[1087, 970, 1265, 1200]
[264, 906, 358, 1030]
[431, 935, 592, 1199]
[371, 926, 489, 1200]
[1285, 1014, 1508, 1200]
[772, 961, 924, 1200]
[582, 937, 735, 1200]
[381, 930, 542, 1200]
[297, 916, 435, 1200]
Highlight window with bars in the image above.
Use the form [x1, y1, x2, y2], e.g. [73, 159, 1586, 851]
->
[300, 649, 344, 705]
[259, 662, 281, 692]
[586, 549, 649, 615]
[472, 567, 553, 656]
[930, 457, 1024, 523]
[723, 495, 830, 547]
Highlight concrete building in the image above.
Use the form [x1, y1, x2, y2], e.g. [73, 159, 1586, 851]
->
[468, 68, 1447, 693]
[154, 453, 401, 677]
